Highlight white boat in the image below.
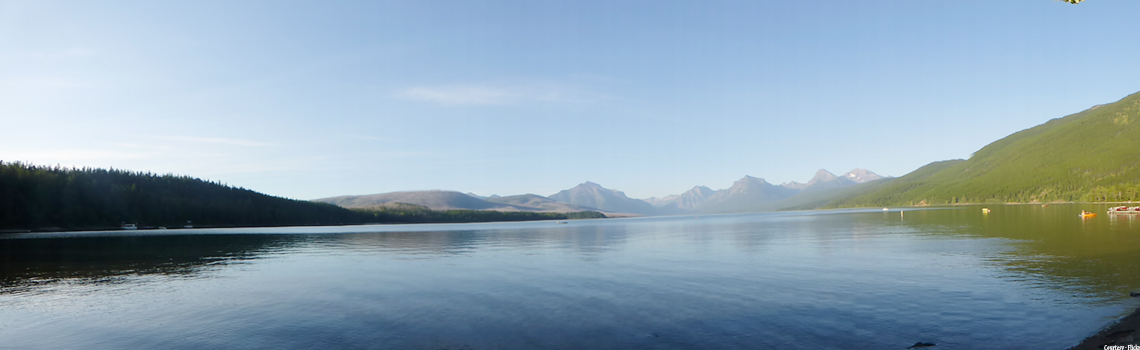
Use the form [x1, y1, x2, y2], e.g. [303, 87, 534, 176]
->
[1107, 206, 1140, 214]
[120, 223, 137, 230]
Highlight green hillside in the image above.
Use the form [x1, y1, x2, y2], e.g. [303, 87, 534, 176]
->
[829, 90, 1140, 207]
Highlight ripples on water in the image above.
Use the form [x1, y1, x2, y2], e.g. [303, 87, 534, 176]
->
[2, 204, 1140, 349]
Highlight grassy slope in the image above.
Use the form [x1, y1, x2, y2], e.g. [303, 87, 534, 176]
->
[830, 90, 1140, 207]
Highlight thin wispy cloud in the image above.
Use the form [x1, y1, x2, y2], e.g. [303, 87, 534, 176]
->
[3, 150, 156, 162]
[114, 143, 174, 150]
[158, 136, 274, 147]
[58, 48, 95, 57]
[0, 77, 98, 90]
[0, 47, 96, 59]
[396, 85, 515, 105]
[354, 135, 404, 143]
[206, 151, 432, 176]
[393, 83, 594, 106]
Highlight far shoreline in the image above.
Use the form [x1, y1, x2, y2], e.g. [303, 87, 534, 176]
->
[11, 201, 1130, 234]
[0, 216, 618, 235]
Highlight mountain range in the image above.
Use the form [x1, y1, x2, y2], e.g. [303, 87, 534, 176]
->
[9, 90, 1136, 229]
[315, 190, 596, 213]
[317, 89, 1140, 214]
[315, 169, 885, 216]
[547, 181, 656, 215]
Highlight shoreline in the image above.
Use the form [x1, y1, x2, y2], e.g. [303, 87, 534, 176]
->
[1071, 306, 1140, 349]
[7, 202, 1130, 234]
[0, 216, 615, 234]
[5, 205, 1140, 347]
[842, 201, 1140, 208]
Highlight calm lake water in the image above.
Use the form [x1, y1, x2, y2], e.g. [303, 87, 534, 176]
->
[3, 204, 1140, 349]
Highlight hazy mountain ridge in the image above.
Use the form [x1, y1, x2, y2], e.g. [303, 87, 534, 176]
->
[643, 195, 680, 208]
[781, 169, 881, 191]
[484, 194, 596, 212]
[315, 190, 506, 211]
[801, 169, 858, 192]
[843, 168, 883, 184]
[316, 169, 885, 216]
[318, 190, 607, 214]
[654, 186, 716, 214]
[682, 169, 882, 214]
[697, 176, 800, 214]
[548, 182, 656, 215]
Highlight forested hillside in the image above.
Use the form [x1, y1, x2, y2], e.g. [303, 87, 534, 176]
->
[0, 162, 604, 230]
[828, 89, 1140, 207]
[0, 161, 369, 230]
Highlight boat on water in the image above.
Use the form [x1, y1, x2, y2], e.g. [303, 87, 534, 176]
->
[1107, 206, 1140, 214]
[555, 221, 569, 224]
[1080, 211, 1098, 218]
[120, 223, 137, 230]
[982, 208, 991, 214]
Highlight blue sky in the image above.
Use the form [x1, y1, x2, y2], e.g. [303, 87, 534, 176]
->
[2, 0, 1139, 200]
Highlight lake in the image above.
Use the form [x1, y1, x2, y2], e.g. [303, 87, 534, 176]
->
[2, 204, 1139, 349]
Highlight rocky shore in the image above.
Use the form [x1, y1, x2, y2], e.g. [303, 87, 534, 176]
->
[1070, 307, 1140, 349]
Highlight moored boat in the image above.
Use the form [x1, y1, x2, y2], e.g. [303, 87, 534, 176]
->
[1107, 206, 1140, 214]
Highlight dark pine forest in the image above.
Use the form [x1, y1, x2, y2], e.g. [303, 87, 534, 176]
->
[0, 162, 604, 231]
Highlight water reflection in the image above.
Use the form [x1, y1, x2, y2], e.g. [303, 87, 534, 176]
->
[871, 204, 1140, 303]
[304, 223, 635, 258]
[0, 234, 305, 294]
[5, 207, 1139, 305]
[3, 208, 1139, 349]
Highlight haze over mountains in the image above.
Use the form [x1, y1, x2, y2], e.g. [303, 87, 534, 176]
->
[547, 181, 656, 215]
[11, 89, 1136, 229]
[315, 191, 596, 213]
[651, 186, 715, 213]
[315, 169, 885, 216]
[315, 90, 1140, 214]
